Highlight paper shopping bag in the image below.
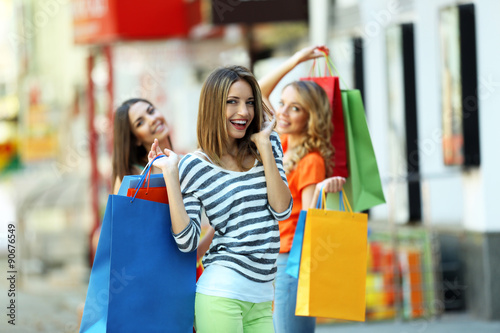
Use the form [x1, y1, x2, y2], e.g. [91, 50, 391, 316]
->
[286, 187, 326, 278]
[286, 210, 308, 278]
[296, 191, 368, 321]
[338, 90, 385, 212]
[79, 195, 196, 333]
[80, 155, 196, 333]
[300, 53, 348, 178]
[126, 170, 168, 204]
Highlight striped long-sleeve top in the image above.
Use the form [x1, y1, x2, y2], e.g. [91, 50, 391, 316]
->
[173, 131, 292, 284]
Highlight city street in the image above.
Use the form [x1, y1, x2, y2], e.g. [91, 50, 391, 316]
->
[1, 260, 499, 333]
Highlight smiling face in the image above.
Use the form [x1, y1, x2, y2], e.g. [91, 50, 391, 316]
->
[225, 79, 255, 143]
[128, 101, 171, 149]
[276, 85, 309, 136]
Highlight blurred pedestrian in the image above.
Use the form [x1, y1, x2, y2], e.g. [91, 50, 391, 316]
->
[148, 65, 293, 333]
[83, 98, 213, 331]
[111, 98, 173, 194]
[259, 45, 346, 333]
[94, 98, 214, 258]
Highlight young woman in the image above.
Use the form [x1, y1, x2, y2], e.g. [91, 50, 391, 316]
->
[259, 45, 346, 333]
[148, 65, 293, 333]
[111, 98, 173, 194]
[94, 98, 214, 259]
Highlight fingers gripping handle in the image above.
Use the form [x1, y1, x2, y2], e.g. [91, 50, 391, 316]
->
[130, 154, 165, 203]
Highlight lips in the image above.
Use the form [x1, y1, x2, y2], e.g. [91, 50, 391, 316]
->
[277, 119, 291, 128]
[230, 119, 248, 131]
[152, 121, 165, 135]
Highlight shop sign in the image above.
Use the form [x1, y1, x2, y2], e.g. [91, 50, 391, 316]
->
[73, 0, 201, 44]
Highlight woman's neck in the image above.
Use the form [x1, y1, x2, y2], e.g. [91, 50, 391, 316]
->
[224, 139, 238, 157]
[286, 134, 304, 150]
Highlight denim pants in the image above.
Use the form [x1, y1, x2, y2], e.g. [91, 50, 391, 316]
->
[273, 253, 316, 333]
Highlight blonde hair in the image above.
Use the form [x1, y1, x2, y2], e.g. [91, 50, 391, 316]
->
[283, 81, 334, 177]
[197, 65, 271, 170]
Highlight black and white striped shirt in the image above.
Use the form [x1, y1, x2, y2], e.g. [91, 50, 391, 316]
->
[173, 131, 292, 284]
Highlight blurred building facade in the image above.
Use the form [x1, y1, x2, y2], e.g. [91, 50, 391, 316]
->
[1, 0, 498, 325]
[315, 0, 499, 321]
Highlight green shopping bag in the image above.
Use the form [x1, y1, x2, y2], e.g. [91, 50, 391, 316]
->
[327, 90, 385, 212]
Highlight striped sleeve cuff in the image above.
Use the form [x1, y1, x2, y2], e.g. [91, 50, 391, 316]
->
[267, 196, 293, 221]
[172, 219, 199, 253]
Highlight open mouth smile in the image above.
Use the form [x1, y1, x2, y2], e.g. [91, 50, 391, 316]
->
[230, 120, 248, 131]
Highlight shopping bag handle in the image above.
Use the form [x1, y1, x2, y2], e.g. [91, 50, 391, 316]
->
[315, 186, 325, 209]
[339, 190, 353, 213]
[130, 154, 165, 203]
[308, 49, 350, 90]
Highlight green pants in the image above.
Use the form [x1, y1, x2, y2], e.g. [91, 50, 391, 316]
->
[194, 293, 274, 333]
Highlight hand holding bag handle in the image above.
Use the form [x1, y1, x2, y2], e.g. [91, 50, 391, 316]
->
[300, 50, 349, 178]
[296, 186, 368, 321]
[129, 154, 165, 203]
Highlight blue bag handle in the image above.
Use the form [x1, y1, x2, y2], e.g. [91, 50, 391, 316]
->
[316, 186, 324, 209]
[130, 155, 165, 203]
[339, 190, 345, 211]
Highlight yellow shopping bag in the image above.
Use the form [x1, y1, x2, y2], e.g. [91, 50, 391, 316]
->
[296, 190, 368, 321]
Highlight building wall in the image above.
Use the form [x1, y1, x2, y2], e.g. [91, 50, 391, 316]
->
[328, 0, 500, 319]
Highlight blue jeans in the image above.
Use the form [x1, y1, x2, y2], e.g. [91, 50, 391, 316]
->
[273, 253, 316, 333]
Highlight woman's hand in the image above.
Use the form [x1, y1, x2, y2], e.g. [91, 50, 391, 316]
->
[148, 138, 180, 173]
[309, 177, 346, 209]
[317, 176, 346, 193]
[250, 116, 276, 150]
[290, 45, 329, 66]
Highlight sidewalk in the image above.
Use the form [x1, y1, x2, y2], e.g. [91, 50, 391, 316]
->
[315, 312, 500, 333]
[1, 266, 499, 332]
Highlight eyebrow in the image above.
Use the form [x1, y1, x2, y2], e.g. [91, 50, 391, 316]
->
[227, 96, 254, 99]
[279, 100, 301, 106]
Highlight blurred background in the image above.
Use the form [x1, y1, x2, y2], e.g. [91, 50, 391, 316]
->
[0, 0, 499, 332]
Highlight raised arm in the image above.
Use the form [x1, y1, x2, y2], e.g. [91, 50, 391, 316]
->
[258, 45, 327, 112]
[251, 120, 292, 216]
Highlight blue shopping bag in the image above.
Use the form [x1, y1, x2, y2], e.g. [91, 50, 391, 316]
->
[118, 174, 166, 196]
[286, 191, 324, 278]
[80, 157, 196, 333]
[285, 210, 308, 278]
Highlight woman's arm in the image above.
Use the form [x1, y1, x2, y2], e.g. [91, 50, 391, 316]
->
[113, 176, 121, 195]
[251, 121, 292, 214]
[258, 45, 326, 111]
[301, 184, 316, 209]
[148, 139, 191, 235]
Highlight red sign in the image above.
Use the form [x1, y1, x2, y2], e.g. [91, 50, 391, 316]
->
[73, 0, 201, 44]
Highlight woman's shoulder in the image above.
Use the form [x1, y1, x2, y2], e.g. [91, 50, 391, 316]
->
[270, 130, 281, 142]
[298, 151, 324, 167]
[179, 152, 213, 171]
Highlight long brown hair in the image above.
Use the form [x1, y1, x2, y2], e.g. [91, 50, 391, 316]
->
[197, 65, 271, 170]
[283, 81, 334, 177]
[111, 98, 169, 190]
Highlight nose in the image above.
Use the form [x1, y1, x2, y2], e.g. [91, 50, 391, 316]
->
[277, 105, 288, 117]
[146, 113, 159, 126]
[237, 102, 251, 117]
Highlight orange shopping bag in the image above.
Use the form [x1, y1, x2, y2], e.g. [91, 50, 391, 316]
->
[296, 190, 368, 321]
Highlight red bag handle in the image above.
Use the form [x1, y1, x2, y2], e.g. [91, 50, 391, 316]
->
[307, 48, 349, 89]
